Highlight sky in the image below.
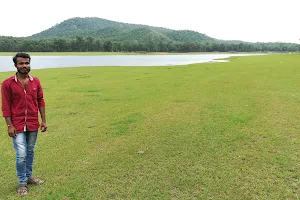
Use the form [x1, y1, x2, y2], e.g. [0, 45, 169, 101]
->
[0, 0, 299, 44]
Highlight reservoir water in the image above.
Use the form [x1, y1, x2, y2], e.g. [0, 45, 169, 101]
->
[0, 54, 261, 72]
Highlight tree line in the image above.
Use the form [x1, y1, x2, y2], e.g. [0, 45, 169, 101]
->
[0, 36, 299, 53]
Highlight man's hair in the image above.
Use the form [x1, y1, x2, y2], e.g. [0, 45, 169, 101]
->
[13, 52, 31, 64]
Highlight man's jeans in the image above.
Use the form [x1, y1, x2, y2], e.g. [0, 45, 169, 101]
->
[12, 130, 38, 185]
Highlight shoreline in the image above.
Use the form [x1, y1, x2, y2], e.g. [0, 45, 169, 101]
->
[0, 51, 265, 56]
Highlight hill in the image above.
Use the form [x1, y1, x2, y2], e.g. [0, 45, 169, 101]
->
[29, 17, 217, 43]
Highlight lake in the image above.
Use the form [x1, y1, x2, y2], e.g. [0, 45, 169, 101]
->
[0, 54, 261, 72]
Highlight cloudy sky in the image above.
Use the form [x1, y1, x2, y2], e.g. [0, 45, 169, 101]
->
[1, 0, 299, 44]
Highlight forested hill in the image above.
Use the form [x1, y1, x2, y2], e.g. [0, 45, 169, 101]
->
[1, 17, 298, 52]
[29, 17, 217, 43]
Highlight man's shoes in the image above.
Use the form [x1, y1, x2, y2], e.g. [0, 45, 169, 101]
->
[27, 177, 44, 185]
[17, 184, 28, 196]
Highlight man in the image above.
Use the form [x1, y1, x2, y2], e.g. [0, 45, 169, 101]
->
[1, 52, 47, 196]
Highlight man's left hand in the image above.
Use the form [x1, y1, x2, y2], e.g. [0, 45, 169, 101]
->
[40, 122, 47, 132]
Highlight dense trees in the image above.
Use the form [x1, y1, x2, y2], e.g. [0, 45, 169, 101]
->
[0, 36, 299, 52]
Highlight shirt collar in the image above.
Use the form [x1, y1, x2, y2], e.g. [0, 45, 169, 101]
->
[12, 74, 33, 82]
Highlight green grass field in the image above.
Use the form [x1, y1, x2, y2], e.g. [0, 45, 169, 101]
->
[0, 53, 299, 199]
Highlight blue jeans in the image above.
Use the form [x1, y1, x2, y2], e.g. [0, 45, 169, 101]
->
[12, 130, 38, 185]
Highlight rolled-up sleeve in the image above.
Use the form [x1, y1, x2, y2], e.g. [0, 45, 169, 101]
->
[1, 81, 12, 117]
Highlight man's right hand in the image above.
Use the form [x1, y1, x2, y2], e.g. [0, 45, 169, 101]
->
[8, 125, 17, 137]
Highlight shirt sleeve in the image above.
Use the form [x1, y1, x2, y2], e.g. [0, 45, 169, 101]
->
[36, 78, 46, 107]
[1, 80, 12, 117]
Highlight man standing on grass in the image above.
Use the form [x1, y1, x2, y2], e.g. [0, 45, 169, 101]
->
[1, 52, 47, 196]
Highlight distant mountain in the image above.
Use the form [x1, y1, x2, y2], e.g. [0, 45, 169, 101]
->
[29, 17, 217, 43]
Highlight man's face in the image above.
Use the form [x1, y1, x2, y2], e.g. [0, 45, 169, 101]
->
[15, 57, 31, 74]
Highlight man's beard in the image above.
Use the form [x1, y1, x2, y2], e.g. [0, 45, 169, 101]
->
[17, 67, 30, 74]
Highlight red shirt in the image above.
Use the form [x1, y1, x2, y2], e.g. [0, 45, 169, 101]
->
[1, 74, 46, 133]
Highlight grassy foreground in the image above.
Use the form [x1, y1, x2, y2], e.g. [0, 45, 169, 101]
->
[0, 53, 299, 199]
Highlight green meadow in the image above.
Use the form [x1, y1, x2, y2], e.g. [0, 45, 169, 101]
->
[0, 53, 299, 199]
